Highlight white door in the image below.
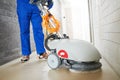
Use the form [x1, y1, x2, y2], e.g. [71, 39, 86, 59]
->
[61, 0, 90, 42]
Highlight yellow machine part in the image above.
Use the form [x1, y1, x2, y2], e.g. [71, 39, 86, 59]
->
[42, 13, 60, 33]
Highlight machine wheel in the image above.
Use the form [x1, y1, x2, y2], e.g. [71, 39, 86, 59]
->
[47, 53, 61, 69]
[45, 34, 59, 51]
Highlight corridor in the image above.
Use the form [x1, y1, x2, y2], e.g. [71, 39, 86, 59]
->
[0, 0, 120, 80]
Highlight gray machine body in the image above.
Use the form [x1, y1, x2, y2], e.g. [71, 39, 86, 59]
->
[48, 39, 101, 62]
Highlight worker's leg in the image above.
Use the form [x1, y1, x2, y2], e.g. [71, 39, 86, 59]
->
[17, 5, 31, 56]
[31, 11, 46, 55]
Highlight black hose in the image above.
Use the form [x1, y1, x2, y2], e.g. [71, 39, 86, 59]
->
[45, 34, 59, 51]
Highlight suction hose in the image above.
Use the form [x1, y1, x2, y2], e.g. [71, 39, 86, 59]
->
[45, 34, 59, 51]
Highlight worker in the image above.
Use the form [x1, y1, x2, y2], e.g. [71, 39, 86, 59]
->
[16, 0, 53, 62]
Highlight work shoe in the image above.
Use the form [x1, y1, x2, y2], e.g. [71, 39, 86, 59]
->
[38, 53, 48, 59]
[21, 56, 30, 63]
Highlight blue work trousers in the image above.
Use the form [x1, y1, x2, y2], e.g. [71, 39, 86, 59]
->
[17, 1, 45, 56]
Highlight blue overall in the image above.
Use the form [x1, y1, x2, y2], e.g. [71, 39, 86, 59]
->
[17, 0, 53, 56]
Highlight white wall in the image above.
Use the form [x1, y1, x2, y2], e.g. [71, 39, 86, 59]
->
[90, 0, 120, 77]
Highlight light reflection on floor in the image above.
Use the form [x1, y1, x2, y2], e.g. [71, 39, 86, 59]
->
[0, 52, 119, 80]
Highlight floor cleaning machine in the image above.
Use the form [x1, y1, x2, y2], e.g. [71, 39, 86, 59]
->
[30, 0, 102, 71]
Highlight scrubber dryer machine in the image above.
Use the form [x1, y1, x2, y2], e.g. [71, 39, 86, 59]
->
[30, 0, 102, 71]
[46, 34, 102, 71]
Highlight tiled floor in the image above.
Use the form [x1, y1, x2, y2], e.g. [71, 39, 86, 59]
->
[0, 52, 120, 80]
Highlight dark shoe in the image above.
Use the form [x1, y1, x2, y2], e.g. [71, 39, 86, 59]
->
[21, 56, 29, 63]
[38, 53, 48, 59]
